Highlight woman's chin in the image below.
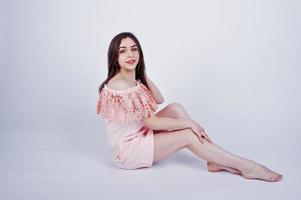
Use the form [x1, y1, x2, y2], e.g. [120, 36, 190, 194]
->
[125, 65, 137, 70]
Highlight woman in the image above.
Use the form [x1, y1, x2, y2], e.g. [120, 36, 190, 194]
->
[96, 32, 282, 182]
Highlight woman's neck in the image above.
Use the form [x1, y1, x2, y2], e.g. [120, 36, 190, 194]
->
[119, 69, 136, 82]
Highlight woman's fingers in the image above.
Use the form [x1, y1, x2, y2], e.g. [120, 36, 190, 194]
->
[196, 131, 211, 144]
[199, 136, 205, 144]
[194, 122, 213, 144]
[204, 133, 211, 143]
[201, 131, 212, 143]
[191, 124, 212, 144]
[196, 133, 205, 144]
[190, 128, 204, 144]
[201, 130, 212, 143]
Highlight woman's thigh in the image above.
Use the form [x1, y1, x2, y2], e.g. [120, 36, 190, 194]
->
[152, 102, 196, 162]
[153, 129, 197, 163]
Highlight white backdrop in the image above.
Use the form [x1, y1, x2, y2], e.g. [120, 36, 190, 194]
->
[1, 0, 300, 199]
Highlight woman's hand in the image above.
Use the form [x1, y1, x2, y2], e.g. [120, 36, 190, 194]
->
[187, 119, 212, 144]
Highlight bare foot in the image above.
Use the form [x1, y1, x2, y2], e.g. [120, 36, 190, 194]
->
[207, 162, 242, 175]
[241, 162, 283, 182]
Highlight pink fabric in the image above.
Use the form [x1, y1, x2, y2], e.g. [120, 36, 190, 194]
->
[97, 79, 158, 124]
[96, 79, 157, 169]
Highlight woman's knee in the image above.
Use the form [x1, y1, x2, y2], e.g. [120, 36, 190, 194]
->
[168, 102, 187, 117]
[168, 102, 184, 110]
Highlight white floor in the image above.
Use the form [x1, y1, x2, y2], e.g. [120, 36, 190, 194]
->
[0, 129, 299, 200]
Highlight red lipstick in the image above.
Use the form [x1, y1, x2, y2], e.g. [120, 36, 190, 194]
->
[126, 59, 136, 64]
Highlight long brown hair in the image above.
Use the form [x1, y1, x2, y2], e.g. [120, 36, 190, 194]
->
[98, 32, 149, 94]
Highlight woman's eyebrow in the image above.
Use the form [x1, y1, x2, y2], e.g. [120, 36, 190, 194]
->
[119, 45, 137, 49]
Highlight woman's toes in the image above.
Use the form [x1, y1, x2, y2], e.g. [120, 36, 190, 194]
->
[277, 174, 283, 181]
[272, 173, 282, 181]
[270, 177, 277, 182]
[269, 173, 282, 182]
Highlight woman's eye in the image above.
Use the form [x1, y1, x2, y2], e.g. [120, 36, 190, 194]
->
[132, 48, 138, 51]
[119, 50, 125, 54]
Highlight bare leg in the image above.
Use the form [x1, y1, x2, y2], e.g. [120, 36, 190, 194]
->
[153, 103, 283, 182]
[186, 134, 282, 181]
[154, 103, 241, 175]
[207, 162, 241, 175]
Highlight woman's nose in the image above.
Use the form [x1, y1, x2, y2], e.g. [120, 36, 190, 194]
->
[127, 51, 133, 57]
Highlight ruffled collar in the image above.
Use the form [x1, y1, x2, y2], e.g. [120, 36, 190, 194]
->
[96, 79, 157, 124]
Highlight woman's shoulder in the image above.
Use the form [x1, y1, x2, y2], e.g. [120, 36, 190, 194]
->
[106, 77, 138, 91]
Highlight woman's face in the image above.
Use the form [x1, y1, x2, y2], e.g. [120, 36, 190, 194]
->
[118, 37, 140, 71]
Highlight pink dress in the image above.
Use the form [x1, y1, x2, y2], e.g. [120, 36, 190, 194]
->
[96, 79, 158, 170]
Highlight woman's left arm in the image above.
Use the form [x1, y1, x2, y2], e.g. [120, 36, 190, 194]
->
[145, 74, 165, 104]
